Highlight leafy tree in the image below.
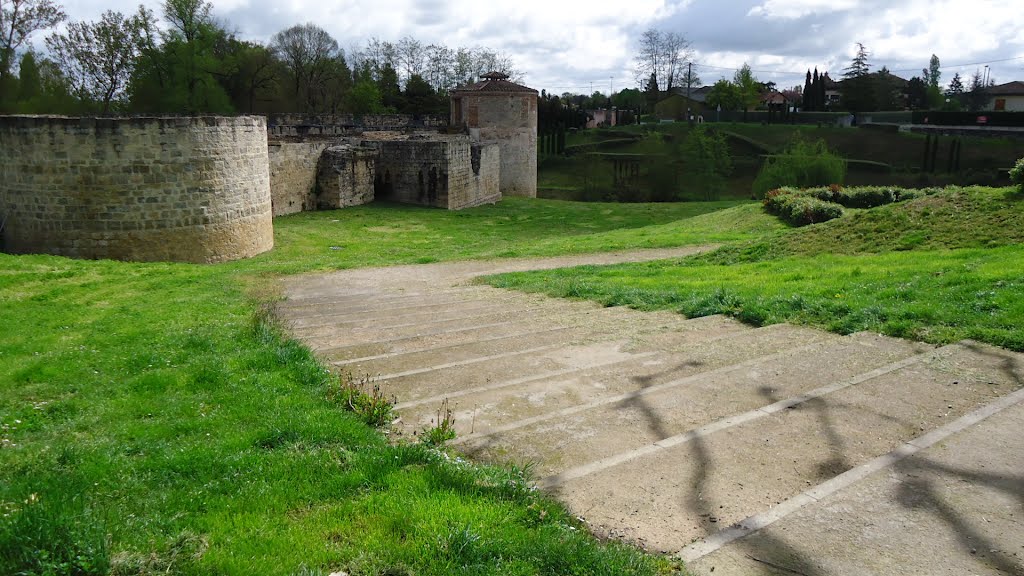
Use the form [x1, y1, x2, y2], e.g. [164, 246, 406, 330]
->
[906, 76, 927, 109]
[15, 47, 36, 99]
[872, 66, 902, 111]
[402, 73, 440, 115]
[376, 61, 401, 111]
[840, 43, 874, 112]
[705, 78, 739, 110]
[271, 23, 342, 113]
[346, 78, 383, 114]
[965, 69, 990, 111]
[942, 72, 965, 110]
[643, 72, 659, 111]
[46, 8, 146, 113]
[681, 125, 732, 200]
[0, 0, 65, 83]
[128, 0, 232, 113]
[923, 54, 942, 108]
[732, 63, 760, 116]
[219, 39, 277, 113]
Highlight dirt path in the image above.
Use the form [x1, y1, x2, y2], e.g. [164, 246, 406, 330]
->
[278, 248, 1024, 576]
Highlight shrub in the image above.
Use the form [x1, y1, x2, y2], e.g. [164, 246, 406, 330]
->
[763, 188, 844, 226]
[681, 125, 733, 201]
[1011, 157, 1024, 193]
[752, 138, 847, 198]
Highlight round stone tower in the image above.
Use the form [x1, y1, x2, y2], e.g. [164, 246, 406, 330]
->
[451, 72, 538, 198]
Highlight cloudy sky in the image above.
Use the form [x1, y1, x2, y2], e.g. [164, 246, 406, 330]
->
[49, 0, 1024, 94]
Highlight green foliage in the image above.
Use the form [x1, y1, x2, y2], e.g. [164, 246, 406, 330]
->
[329, 372, 396, 427]
[421, 399, 457, 446]
[681, 125, 733, 200]
[1009, 157, 1024, 193]
[763, 188, 844, 226]
[752, 138, 847, 198]
[346, 79, 384, 114]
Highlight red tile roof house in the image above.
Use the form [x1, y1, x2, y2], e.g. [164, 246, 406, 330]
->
[987, 81, 1024, 112]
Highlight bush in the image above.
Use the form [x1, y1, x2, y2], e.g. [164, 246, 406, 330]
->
[681, 125, 733, 201]
[752, 138, 847, 198]
[802, 185, 935, 208]
[763, 188, 844, 226]
[1011, 157, 1024, 193]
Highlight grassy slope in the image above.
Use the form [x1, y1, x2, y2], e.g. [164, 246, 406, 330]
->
[3, 199, 766, 575]
[485, 187, 1024, 351]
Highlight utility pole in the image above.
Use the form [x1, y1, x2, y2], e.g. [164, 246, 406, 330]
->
[686, 62, 693, 125]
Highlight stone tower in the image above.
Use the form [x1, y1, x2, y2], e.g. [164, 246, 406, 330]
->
[450, 72, 538, 198]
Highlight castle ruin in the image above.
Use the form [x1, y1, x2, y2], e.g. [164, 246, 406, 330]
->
[0, 74, 538, 263]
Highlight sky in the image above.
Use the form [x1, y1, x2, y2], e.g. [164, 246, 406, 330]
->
[47, 0, 1024, 95]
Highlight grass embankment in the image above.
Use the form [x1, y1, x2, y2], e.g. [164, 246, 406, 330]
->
[3, 198, 761, 575]
[485, 187, 1024, 351]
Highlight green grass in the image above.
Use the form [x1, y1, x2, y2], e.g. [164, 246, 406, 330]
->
[241, 197, 758, 274]
[4, 198, 763, 575]
[483, 187, 1024, 351]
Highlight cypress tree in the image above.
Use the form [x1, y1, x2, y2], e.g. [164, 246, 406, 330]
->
[803, 70, 812, 111]
[812, 68, 820, 111]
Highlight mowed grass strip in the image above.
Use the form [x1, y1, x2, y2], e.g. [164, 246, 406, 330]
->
[484, 187, 1024, 351]
[4, 198, 763, 575]
[247, 197, 763, 275]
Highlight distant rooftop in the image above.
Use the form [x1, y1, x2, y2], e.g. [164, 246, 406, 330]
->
[989, 81, 1024, 95]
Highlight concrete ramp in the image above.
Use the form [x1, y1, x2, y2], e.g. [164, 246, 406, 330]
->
[278, 249, 1024, 576]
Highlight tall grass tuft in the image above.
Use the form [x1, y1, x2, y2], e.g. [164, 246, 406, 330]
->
[752, 138, 847, 198]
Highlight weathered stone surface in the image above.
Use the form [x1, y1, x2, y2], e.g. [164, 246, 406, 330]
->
[0, 115, 273, 263]
[316, 144, 376, 208]
[268, 141, 331, 216]
[371, 135, 500, 210]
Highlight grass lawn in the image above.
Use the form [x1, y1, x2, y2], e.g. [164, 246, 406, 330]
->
[2, 198, 765, 576]
[484, 187, 1024, 352]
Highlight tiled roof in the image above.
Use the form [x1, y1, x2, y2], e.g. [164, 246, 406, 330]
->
[989, 81, 1024, 95]
[455, 72, 537, 94]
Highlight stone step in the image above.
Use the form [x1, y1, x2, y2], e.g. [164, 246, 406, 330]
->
[301, 304, 579, 348]
[686, 384, 1024, 576]
[541, 341, 1022, 553]
[317, 305, 694, 363]
[287, 300, 533, 339]
[385, 314, 749, 407]
[283, 295, 516, 329]
[397, 322, 824, 435]
[458, 332, 929, 475]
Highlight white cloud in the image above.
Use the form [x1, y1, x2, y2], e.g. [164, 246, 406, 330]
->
[747, 0, 857, 19]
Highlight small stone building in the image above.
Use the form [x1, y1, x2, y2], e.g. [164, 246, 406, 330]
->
[451, 72, 538, 198]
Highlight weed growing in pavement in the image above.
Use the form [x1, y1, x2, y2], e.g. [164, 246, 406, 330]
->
[330, 372, 396, 427]
[421, 398, 457, 446]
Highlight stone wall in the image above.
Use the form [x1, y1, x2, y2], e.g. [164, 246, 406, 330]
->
[267, 114, 446, 137]
[316, 145, 377, 208]
[0, 115, 273, 263]
[268, 141, 331, 216]
[372, 135, 500, 210]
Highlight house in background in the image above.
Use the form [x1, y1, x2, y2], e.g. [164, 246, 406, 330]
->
[987, 81, 1024, 111]
[654, 85, 711, 120]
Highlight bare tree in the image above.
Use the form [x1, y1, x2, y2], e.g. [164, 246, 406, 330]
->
[634, 28, 693, 91]
[45, 8, 146, 112]
[395, 35, 423, 85]
[0, 0, 65, 81]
